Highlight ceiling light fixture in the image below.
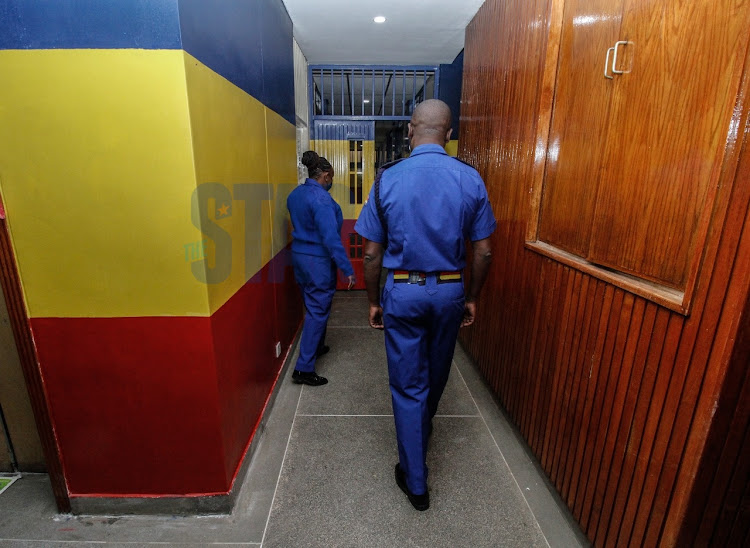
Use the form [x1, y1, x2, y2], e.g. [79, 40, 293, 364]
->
[374, 15, 386, 23]
[363, 99, 371, 103]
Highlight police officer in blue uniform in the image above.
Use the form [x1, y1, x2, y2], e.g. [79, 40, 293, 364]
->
[287, 151, 355, 386]
[355, 99, 496, 510]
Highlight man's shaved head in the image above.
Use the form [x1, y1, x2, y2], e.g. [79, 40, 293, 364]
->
[409, 99, 453, 146]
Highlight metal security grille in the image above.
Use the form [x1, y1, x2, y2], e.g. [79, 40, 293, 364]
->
[310, 66, 439, 120]
[348, 233, 363, 259]
[348, 140, 364, 204]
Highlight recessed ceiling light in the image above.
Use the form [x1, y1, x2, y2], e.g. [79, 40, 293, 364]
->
[374, 16, 386, 23]
[363, 99, 371, 103]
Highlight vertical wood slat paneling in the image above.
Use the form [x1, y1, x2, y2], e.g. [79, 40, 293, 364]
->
[581, 291, 635, 532]
[459, 0, 750, 545]
[671, 61, 750, 546]
[683, 288, 750, 546]
[565, 282, 613, 506]
[606, 306, 669, 547]
[561, 279, 605, 495]
[552, 274, 594, 488]
[596, 302, 657, 547]
[546, 271, 585, 481]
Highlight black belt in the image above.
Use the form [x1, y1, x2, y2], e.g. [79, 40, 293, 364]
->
[392, 270, 462, 285]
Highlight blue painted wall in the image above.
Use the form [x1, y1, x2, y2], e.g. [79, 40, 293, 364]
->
[438, 50, 464, 137]
[178, 0, 295, 125]
[258, 0, 295, 125]
[0, 0, 181, 49]
[0, 0, 295, 125]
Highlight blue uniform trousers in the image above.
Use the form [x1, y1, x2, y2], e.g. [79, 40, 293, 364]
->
[382, 272, 465, 495]
[292, 252, 337, 373]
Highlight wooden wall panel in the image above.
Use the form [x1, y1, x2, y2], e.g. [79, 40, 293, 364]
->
[537, 0, 622, 257]
[459, 0, 750, 546]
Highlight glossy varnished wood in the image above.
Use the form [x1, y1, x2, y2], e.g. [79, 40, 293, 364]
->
[537, 0, 622, 257]
[460, 0, 750, 546]
[589, 0, 750, 288]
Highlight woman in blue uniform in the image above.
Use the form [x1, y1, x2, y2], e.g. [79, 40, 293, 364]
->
[287, 151, 355, 386]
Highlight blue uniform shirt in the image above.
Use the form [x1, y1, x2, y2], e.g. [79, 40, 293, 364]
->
[355, 144, 496, 271]
[287, 179, 354, 277]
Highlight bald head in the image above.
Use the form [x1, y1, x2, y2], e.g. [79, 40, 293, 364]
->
[409, 99, 453, 148]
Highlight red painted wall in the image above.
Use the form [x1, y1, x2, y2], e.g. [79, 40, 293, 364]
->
[338, 219, 366, 290]
[31, 247, 303, 496]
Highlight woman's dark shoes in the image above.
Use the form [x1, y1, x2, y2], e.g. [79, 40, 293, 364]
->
[292, 370, 328, 386]
[394, 464, 429, 511]
[316, 345, 330, 357]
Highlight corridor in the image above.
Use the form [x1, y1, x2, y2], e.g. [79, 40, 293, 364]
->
[0, 291, 586, 547]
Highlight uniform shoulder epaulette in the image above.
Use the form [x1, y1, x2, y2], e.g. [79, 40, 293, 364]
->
[376, 157, 406, 177]
[373, 158, 406, 247]
[451, 156, 476, 169]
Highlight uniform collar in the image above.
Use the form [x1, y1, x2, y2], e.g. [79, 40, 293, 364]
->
[409, 144, 448, 157]
[305, 178, 325, 190]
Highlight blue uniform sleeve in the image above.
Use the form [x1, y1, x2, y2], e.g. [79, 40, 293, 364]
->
[470, 178, 497, 241]
[312, 196, 354, 277]
[354, 187, 385, 243]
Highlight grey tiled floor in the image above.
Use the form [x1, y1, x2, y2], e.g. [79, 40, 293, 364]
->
[0, 291, 588, 547]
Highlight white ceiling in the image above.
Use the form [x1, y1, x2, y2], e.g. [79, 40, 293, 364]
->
[282, 0, 486, 65]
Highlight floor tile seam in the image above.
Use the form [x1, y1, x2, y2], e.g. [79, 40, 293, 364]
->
[294, 414, 481, 418]
[0, 541, 260, 546]
[297, 413, 392, 417]
[259, 384, 305, 548]
[454, 360, 553, 548]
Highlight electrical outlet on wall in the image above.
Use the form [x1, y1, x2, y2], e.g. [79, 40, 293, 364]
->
[275, 341, 281, 358]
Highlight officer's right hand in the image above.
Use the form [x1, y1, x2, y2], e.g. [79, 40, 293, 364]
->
[369, 304, 384, 329]
[461, 301, 476, 327]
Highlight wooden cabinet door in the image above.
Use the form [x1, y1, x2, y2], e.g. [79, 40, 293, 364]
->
[538, 0, 624, 258]
[588, 0, 750, 288]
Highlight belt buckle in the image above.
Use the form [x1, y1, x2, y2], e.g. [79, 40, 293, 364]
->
[408, 271, 424, 284]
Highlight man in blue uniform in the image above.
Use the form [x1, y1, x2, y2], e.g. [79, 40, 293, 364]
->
[355, 99, 495, 511]
[288, 151, 355, 386]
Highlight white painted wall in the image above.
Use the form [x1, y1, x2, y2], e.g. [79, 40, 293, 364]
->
[294, 39, 310, 183]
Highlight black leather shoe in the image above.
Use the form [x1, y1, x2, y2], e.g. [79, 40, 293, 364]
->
[395, 464, 429, 511]
[316, 345, 330, 357]
[292, 370, 328, 386]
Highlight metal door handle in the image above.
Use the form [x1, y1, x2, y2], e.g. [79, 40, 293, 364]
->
[604, 47, 615, 79]
[612, 40, 633, 74]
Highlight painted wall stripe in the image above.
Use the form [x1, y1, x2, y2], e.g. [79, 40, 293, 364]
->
[178, 0, 295, 125]
[0, 0, 295, 126]
[0, 0, 182, 50]
[0, 49, 297, 318]
[0, 49, 205, 318]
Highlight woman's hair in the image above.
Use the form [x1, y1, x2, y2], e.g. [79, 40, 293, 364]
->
[301, 150, 333, 179]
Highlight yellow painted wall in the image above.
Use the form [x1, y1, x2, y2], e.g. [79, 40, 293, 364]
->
[0, 49, 298, 319]
[312, 140, 375, 220]
[182, 53, 296, 314]
[0, 49, 207, 318]
[265, 108, 298, 261]
[183, 53, 268, 314]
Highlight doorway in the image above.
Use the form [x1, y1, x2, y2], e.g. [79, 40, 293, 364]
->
[0, 193, 69, 511]
[0, 278, 45, 473]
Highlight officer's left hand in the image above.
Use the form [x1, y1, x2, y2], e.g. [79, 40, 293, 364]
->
[347, 274, 356, 290]
[369, 304, 384, 329]
[461, 301, 476, 327]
